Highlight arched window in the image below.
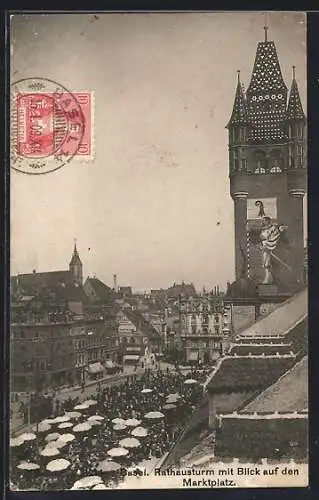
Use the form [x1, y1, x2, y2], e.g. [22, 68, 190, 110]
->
[296, 124, 304, 138]
[253, 150, 267, 174]
[270, 149, 283, 173]
[241, 159, 248, 172]
[297, 144, 304, 167]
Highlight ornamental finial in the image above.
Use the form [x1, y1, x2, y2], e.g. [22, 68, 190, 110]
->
[264, 12, 269, 41]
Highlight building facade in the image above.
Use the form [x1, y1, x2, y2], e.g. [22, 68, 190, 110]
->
[10, 243, 119, 392]
[227, 29, 306, 295]
[180, 296, 232, 364]
[116, 309, 162, 364]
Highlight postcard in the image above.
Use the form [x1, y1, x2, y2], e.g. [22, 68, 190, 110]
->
[9, 11, 308, 490]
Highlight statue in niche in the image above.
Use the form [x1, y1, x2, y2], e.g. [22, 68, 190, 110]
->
[259, 216, 289, 284]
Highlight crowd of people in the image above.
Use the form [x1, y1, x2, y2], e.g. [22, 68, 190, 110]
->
[10, 366, 210, 490]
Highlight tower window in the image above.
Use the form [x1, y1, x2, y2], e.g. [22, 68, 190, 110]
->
[233, 128, 240, 143]
[296, 124, 304, 138]
[253, 150, 267, 173]
[241, 159, 248, 172]
[297, 144, 304, 167]
[270, 150, 282, 173]
[233, 149, 239, 172]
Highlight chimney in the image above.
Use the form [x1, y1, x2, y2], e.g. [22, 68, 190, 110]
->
[113, 274, 118, 293]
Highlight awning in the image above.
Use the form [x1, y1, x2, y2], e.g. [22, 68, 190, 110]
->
[88, 362, 105, 374]
[189, 351, 199, 361]
[123, 355, 140, 362]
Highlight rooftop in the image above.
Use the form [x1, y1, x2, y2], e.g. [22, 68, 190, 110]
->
[228, 343, 294, 356]
[206, 355, 296, 392]
[241, 356, 308, 413]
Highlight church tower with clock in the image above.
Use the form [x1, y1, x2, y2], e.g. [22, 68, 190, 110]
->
[227, 26, 306, 295]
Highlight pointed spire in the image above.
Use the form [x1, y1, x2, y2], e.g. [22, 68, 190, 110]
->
[226, 70, 248, 128]
[264, 22, 269, 42]
[246, 34, 288, 143]
[286, 66, 306, 121]
[263, 12, 269, 41]
[69, 239, 82, 266]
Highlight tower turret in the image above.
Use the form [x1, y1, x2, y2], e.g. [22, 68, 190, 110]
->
[286, 66, 307, 198]
[227, 71, 249, 178]
[69, 240, 83, 285]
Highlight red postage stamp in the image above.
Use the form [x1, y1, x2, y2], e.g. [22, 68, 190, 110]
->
[11, 78, 94, 174]
[16, 92, 93, 158]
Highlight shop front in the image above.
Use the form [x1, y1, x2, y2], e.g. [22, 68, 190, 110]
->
[87, 362, 105, 380]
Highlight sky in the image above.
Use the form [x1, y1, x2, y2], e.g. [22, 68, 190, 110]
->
[10, 12, 307, 292]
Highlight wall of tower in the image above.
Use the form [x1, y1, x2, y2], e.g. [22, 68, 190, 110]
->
[69, 263, 83, 286]
[231, 171, 305, 293]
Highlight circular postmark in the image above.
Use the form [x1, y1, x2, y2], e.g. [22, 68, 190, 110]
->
[11, 77, 86, 175]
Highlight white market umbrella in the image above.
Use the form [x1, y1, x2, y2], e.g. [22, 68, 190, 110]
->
[46, 441, 60, 449]
[163, 404, 177, 411]
[92, 483, 108, 490]
[73, 422, 92, 433]
[56, 433, 75, 444]
[112, 418, 126, 425]
[88, 415, 104, 421]
[46, 458, 71, 472]
[82, 399, 97, 406]
[10, 437, 25, 447]
[107, 447, 129, 457]
[73, 475, 103, 489]
[64, 411, 82, 419]
[125, 418, 141, 427]
[40, 447, 60, 457]
[141, 388, 153, 394]
[87, 419, 101, 427]
[119, 437, 141, 449]
[58, 422, 73, 430]
[52, 416, 71, 424]
[184, 379, 198, 385]
[113, 423, 127, 431]
[18, 432, 36, 442]
[54, 439, 68, 449]
[96, 460, 122, 473]
[74, 403, 90, 410]
[32, 422, 51, 433]
[166, 393, 181, 403]
[131, 427, 148, 438]
[144, 411, 164, 420]
[17, 462, 40, 471]
[167, 393, 181, 399]
[40, 418, 57, 425]
[45, 433, 61, 443]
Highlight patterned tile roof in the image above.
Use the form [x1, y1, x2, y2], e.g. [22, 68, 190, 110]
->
[246, 41, 288, 143]
[207, 355, 296, 392]
[241, 356, 308, 412]
[227, 75, 248, 127]
[286, 76, 306, 121]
